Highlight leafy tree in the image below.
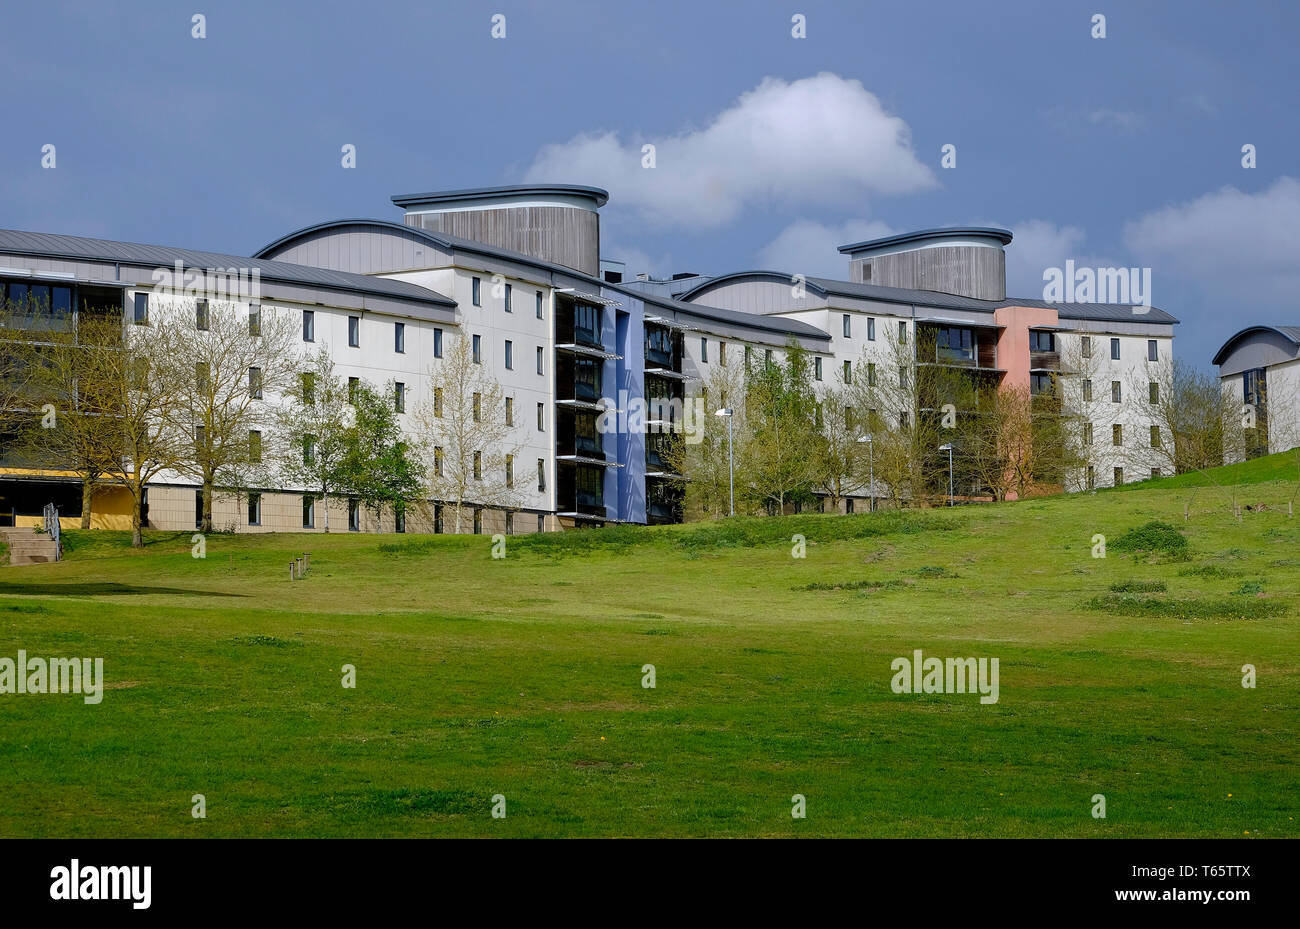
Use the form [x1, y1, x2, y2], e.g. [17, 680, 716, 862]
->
[274, 350, 353, 531]
[339, 380, 423, 531]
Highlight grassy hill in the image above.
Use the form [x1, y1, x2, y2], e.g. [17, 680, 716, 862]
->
[1, 454, 1298, 837]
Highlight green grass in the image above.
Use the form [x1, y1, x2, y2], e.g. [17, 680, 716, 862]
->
[1, 459, 1298, 837]
[1111, 447, 1300, 492]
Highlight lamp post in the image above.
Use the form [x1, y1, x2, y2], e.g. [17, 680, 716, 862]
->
[715, 408, 734, 516]
[856, 434, 874, 512]
[938, 443, 954, 507]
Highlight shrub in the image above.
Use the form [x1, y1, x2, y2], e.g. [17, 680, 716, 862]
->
[1109, 521, 1190, 559]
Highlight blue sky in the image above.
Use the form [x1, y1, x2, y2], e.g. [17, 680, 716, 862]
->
[2, 0, 1296, 366]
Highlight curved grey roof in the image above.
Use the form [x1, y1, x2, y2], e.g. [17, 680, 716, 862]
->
[838, 226, 1013, 254]
[679, 271, 1179, 325]
[1212, 325, 1300, 366]
[0, 228, 455, 308]
[608, 285, 830, 343]
[391, 184, 610, 210]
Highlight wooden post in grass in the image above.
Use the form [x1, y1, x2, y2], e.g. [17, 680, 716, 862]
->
[289, 561, 296, 581]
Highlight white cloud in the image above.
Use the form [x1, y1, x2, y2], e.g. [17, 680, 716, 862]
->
[756, 218, 896, 278]
[524, 73, 935, 228]
[1001, 220, 1089, 298]
[1087, 108, 1147, 131]
[1123, 176, 1300, 306]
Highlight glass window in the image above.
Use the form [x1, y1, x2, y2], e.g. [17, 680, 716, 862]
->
[536, 346, 544, 375]
[196, 299, 209, 330]
[302, 496, 315, 529]
[867, 318, 875, 341]
[248, 493, 261, 526]
[701, 337, 708, 363]
[814, 356, 822, 381]
[504, 283, 512, 313]
[133, 292, 149, 325]
[348, 316, 359, 347]
[1111, 381, 1121, 403]
[842, 314, 851, 338]
[472, 334, 481, 363]
[394, 382, 405, 413]
[249, 367, 263, 399]
[472, 277, 481, 306]
[395, 322, 405, 353]
[348, 498, 360, 531]
[248, 305, 261, 336]
[1147, 339, 1158, 361]
[302, 309, 314, 342]
[505, 340, 513, 369]
[248, 430, 262, 462]
[433, 327, 443, 358]
[1110, 338, 1120, 360]
[536, 291, 543, 319]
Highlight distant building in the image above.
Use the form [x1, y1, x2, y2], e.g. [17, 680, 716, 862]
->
[1214, 326, 1300, 461]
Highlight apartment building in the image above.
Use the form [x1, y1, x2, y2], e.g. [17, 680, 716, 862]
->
[0, 190, 1177, 532]
[1214, 326, 1300, 462]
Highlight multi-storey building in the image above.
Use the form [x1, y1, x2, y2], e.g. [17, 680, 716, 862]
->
[0, 188, 1176, 532]
[1214, 326, 1300, 462]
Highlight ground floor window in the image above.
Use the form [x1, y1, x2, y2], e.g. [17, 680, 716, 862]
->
[247, 493, 261, 526]
[195, 489, 203, 528]
[348, 498, 360, 531]
[505, 511, 514, 535]
[1113, 467, 1124, 486]
[537, 513, 545, 533]
[473, 508, 483, 534]
[302, 495, 315, 529]
[395, 505, 406, 534]
[434, 504, 444, 534]
[846, 497, 855, 514]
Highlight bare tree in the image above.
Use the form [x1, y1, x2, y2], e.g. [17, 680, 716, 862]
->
[413, 334, 520, 532]
[153, 297, 299, 532]
[675, 362, 748, 519]
[274, 350, 353, 532]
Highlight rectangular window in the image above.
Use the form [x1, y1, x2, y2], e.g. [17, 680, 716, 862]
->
[505, 511, 514, 535]
[744, 345, 752, 366]
[348, 316, 359, 347]
[133, 292, 148, 325]
[1113, 424, 1123, 446]
[394, 382, 405, 413]
[247, 493, 261, 526]
[1081, 336, 1092, 358]
[1147, 339, 1158, 362]
[434, 504, 444, 534]
[196, 362, 209, 393]
[434, 387, 443, 417]
[303, 435, 315, 464]
[433, 327, 443, 358]
[899, 321, 907, 344]
[249, 367, 262, 399]
[195, 489, 203, 529]
[248, 304, 261, 336]
[765, 349, 774, 366]
[395, 322, 405, 353]
[900, 367, 909, 389]
[537, 403, 545, 431]
[1083, 379, 1092, 402]
[1149, 382, 1159, 404]
[1114, 467, 1124, 486]
[719, 342, 727, 366]
[473, 392, 481, 422]
[504, 340, 513, 370]
[434, 446, 443, 476]
[1029, 330, 1056, 352]
[302, 372, 315, 403]
[196, 299, 209, 330]
[701, 338, 708, 363]
[843, 314, 851, 338]
[504, 283, 512, 313]
[1150, 425, 1161, 448]
[505, 396, 514, 426]
[537, 458, 546, 492]
[1083, 422, 1093, 445]
[867, 318, 876, 341]
[505, 454, 514, 488]
[867, 362, 877, 387]
[1111, 381, 1121, 403]
[537, 513, 545, 532]
[814, 356, 822, 381]
[1152, 468, 1161, 479]
[302, 495, 315, 529]
[1087, 465, 1095, 490]
[248, 430, 262, 463]
[473, 334, 481, 363]
[302, 309, 314, 342]
[474, 451, 482, 480]
[536, 291, 544, 319]
[843, 360, 851, 384]
[1110, 337, 1120, 360]
[472, 277, 481, 306]
[536, 346, 544, 375]
[395, 506, 405, 534]
[348, 376, 359, 403]
[473, 509, 483, 535]
[195, 424, 206, 447]
[348, 498, 360, 531]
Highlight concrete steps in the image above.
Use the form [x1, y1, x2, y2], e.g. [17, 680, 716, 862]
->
[0, 527, 60, 565]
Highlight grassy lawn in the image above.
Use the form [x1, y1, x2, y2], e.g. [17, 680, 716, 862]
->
[1, 459, 1298, 837]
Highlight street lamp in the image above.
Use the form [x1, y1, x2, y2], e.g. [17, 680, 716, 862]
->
[938, 443, 954, 507]
[856, 434, 874, 512]
[715, 408, 734, 516]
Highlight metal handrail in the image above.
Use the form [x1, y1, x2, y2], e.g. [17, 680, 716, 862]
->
[42, 502, 61, 561]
